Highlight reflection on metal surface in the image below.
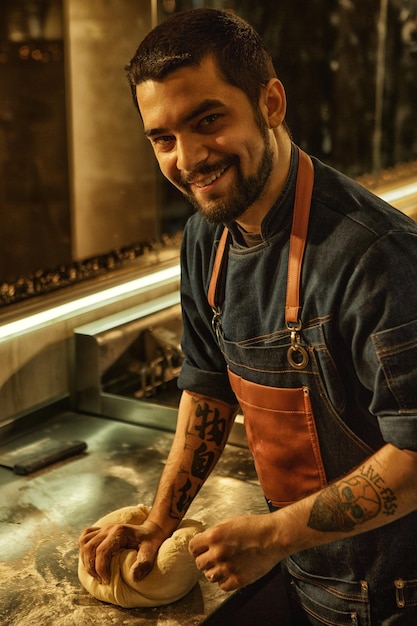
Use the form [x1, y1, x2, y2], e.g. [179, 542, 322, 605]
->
[102, 315, 183, 402]
[0, 410, 264, 625]
[75, 298, 183, 416]
[74, 299, 249, 447]
[0, 264, 180, 342]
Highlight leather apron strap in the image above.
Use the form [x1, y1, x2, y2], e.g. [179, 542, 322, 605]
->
[207, 226, 230, 311]
[285, 149, 314, 326]
[205, 149, 321, 506]
[207, 148, 314, 326]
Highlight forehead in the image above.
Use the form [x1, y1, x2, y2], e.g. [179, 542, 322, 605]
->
[136, 56, 250, 131]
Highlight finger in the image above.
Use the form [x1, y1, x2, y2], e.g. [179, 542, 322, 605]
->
[94, 535, 121, 584]
[131, 557, 153, 582]
[78, 528, 103, 576]
[86, 557, 99, 580]
[196, 557, 215, 574]
[188, 532, 209, 557]
[130, 543, 157, 582]
[204, 570, 227, 585]
[77, 526, 100, 549]
[78, 526, 101, 543]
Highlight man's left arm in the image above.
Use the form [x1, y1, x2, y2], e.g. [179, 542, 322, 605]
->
[189, 443, 417, 590]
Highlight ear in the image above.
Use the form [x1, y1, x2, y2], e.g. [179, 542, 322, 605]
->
[260, 78, 287, 129]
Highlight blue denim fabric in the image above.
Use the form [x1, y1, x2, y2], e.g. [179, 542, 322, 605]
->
[283, 556, 370, 625]
[178, 145, 417, 623]
[280, 555, 417, 625]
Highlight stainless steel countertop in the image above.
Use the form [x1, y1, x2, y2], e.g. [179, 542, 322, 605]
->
[0, 409, 268, 626]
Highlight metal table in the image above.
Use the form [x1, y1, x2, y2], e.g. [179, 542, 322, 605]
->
[0, 409, 270, 626]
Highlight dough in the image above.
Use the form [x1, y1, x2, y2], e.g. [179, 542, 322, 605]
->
[78, 504, 204, 608]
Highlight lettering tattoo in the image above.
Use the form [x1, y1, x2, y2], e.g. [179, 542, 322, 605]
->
[308, 463, 398, 533]
[192, 442, 216, 479]
[194, 402, 228, 446]
[175, 477, 200, 514]
[171, 397, 232, 520]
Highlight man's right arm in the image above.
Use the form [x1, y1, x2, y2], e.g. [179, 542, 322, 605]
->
[145, 389, 239, 533]
[77, 390, 238, 583]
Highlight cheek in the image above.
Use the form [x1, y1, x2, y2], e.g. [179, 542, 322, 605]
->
[230, 139, 262, 173]
[214, 127, 263, 161]
[212, 133, 246, 158]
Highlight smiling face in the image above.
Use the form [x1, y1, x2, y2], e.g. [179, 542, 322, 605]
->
[136, 56, 288, 227]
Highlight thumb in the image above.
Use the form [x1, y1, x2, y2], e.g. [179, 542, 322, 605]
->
[130, 543, 158, 582]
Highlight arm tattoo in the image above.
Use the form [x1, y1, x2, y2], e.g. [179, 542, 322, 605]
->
[170, 397, 231, 519]
[308, 463, 398, 532]
[192, 400, 228, 447]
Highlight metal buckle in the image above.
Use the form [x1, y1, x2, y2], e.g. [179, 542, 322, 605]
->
[286, 321, 309, 369]
[211, 307, 222, 342]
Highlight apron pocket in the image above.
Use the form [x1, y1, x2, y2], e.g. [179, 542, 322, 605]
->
[228, 369, 327, 507]
[285, 556, 370, 626]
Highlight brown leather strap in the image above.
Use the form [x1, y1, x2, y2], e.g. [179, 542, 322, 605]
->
[207, 148, 314, 322]
[207, 226, 230, 309]
[285, 149, 314, 325]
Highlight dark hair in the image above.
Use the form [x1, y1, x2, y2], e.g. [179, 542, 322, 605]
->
[125, 8, 277, 112]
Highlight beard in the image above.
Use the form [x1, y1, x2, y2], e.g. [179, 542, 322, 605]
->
[175, 127, 275, 225]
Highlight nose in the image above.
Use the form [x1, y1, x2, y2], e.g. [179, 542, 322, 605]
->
[175, 134, 209, 174]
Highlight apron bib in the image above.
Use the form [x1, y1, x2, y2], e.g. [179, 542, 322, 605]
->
[207, 148, 372, 507]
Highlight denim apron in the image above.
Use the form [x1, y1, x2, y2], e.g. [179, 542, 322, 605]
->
[206, 149, 417, 624]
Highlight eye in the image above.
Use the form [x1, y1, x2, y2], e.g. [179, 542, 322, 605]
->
[152, 135, 175, 151]
[198, 113, 222, 129]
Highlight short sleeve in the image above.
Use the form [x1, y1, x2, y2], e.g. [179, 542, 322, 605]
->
[342, 230, 417, 451]
[372, 318, 417, 450]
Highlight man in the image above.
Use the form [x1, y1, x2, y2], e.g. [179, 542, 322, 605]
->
[78, 9, 417, 624]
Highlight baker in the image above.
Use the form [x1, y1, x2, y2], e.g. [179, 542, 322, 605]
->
[78, 9, 417, 623]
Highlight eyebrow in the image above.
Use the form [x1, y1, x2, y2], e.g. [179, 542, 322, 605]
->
[144, 99, 225, 138]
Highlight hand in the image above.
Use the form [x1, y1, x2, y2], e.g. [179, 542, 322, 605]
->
[77, 520, 166, 585]
[188, 514, 281, 592]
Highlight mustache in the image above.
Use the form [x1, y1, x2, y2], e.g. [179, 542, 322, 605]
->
[176, 157, 236, 187]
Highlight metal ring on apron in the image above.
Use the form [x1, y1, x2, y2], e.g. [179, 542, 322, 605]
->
[287, 344, 309, 369]
[287, 323, 309, 369]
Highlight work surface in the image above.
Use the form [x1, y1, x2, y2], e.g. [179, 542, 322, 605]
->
[0, 409, 269, 626]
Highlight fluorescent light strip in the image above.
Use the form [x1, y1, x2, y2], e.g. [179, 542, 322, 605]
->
[75, 292, 181, 335]
[379, 181, 417, 204]
[0, 264, 180, 342]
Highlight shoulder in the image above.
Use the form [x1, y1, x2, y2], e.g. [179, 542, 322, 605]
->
[310, 156, 417, 240]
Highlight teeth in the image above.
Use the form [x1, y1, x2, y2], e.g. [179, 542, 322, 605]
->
[194, 166, 227, 188]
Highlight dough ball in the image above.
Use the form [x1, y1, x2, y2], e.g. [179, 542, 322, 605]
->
[78, 505, 204, 608]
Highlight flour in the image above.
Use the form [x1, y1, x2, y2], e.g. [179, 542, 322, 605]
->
[0, 548, 194, 626]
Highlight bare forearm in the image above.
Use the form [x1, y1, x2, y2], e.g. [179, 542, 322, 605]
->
[275, 443, 417, 556]
[147, 390, 238, 536]
[189, 443, 417, 591]
[77, 391, 238, 585]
